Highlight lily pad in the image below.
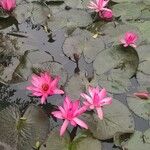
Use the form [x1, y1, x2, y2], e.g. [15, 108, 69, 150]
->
[63, 28, 105, 63]
[63, 28, 92, 61]
[114, 132, 133, 147]
[0, 105, 50, 150]
[112, 3, 142, 21]
[136, 44, 150, 61]
[93, 45, 139, 77]
[70, 133, 102, 150]
[40, 127, 70, 150]
[64, 0, 90, 9]
[136, 71, 150, 86]
[122, 131, 150, 150]
[97, 72, 132, 94]
[127, 96, 150, 120]
[129, 21, 150, 43]
[47, 9, 93, 31]
[65, 73, 89, 99]
[14, 1, 50, 24]
[64, 0, 83, 9]
[82, 99, 135, 140]
[0, 34, 27, 83]
[138, 61, 150, 75]
[143, 128, 150, 144]
[30, 1, 51, 25]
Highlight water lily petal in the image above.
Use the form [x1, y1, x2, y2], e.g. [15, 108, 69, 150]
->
[81, 93, 92, 103]
[73, 117, 88, 129]
[96, 107, 103, 120]
[60, 120, 69, 136]
[52, 111, 63, 119]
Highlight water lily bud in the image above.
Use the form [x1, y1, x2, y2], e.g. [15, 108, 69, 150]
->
[134, 91, 150, 100]
[99, 9, 113, 21]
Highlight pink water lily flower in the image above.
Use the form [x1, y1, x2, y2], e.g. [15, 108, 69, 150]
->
[0, 0, 16, 12]
[26, 72, 64, 104]
[120, 32, 138, 48]
[52, 96, 88, 136]
[88, 0, 113, 20]
[81, 86, 112, 120]
[134, 91, 150, 100]
[88, 0, 109, 12]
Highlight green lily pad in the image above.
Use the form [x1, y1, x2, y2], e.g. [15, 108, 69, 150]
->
[138, 61, 150, 75]
[129, 21, 150, 43]
[114, 132, 133, 147]
[82, 99, 135, 140]
[112, 3, 142, 21]
[97, 72, 132, 94]
[70, 133, 102, 150]
[0, 34, 28, 84]
[143, 128, 150, 144]
[30, 1, 51, 25]
[93, 45, 139, 77]
[47, 9, 92, 31]
[63, 28, 105, 63]
[14, 1, 50, 24]
[122, 131, 150, 150]
[63, 28, 92, 62]
[64, 0, 83, 9]
[136, 71, 150, 86]
[140, 8, 150, 21]
[0, 105, 50, 150]
[40, 127, 70, 150]
[100, 23, 141, 44]
[64, 0, 90, 9]
[65, 73, 89, 99]
[127, 96, 150, 120]
[136, 44, 150, 61]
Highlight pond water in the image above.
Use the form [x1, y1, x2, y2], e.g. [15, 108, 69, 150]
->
[0, 0, 150, 150]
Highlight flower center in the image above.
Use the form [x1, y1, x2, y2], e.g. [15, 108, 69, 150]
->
[42, 83, 49, 92]
[93, 93, 100, 106]
[128, 35, 134, 43]
[66, 108, 74, 120]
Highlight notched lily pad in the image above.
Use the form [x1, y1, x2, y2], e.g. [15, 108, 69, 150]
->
[63, 28, 105, 63]
[82, 99, 135, 140]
